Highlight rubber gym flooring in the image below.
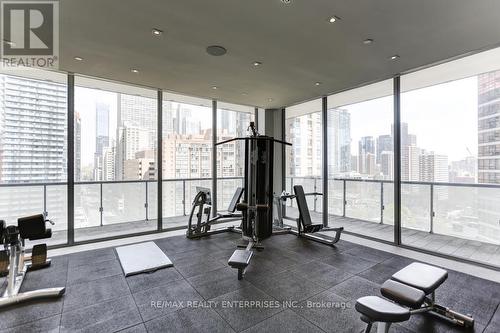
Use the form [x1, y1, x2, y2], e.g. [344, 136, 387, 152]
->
[0, 232, 499, 333]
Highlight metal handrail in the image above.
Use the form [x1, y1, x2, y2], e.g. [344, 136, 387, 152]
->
[0, 177, 244, 225]
[0, 176, 243, 187]
[286, 176, 500, 236]
[287, 176, 500, 189]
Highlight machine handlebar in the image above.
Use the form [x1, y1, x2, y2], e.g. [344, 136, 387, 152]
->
[215, 136, 292, 147]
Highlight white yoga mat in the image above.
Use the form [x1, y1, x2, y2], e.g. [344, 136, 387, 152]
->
[116, 241, 173, 277]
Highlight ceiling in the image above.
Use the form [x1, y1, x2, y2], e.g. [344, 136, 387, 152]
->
[59, 0, 500, 108]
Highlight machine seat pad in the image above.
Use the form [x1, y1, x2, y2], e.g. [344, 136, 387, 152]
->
[228, 250, 252, 269]
[392, 262, 448, 295]
[381, 279, 426, 308]
[355, 296, 410, 323]
[304, 224, 323, 233]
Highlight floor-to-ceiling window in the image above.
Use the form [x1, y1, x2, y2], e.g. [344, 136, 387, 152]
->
[216, 102, 254, 211]
[285, 99, 323, 222]
[400, 47, 500, 266]
[162, 93, 213, 227]
[0, 69, 68, 246]
[327, 80, 394, 241]
[74, 76, 157, 241]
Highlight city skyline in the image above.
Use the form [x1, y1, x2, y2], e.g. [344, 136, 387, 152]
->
[340, 76, 478, 162]
[0, 70, 494, 185]
[286, 74, 492, 184]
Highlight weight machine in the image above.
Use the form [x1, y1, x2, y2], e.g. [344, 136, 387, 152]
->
[0, 214, 65, 308]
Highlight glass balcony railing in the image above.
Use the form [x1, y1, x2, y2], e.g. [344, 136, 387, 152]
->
[286, 177, 500, 248]
[0, 177, 244, 245]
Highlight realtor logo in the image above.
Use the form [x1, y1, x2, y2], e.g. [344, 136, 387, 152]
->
[1, 0, 59, 69]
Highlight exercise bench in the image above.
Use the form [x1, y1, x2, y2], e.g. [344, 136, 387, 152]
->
[0, 214, 65, 308]
[355, 262, 474, 333]
[290, 185, 343, 246]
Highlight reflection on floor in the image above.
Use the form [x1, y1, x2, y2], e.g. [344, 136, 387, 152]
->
[33, 215, 190, 247]
[284, 207, 500, 268]
[1, 232, 498, 332]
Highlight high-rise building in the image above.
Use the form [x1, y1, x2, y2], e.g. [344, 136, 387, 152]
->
[162, 131, 213, 179]
[75, 112, 82, 181]
[116, 123, 155, 180]
[408, 134, 417, 146]
[327, 109, 351, 176]
[287, 113, 322, 177]
[402, 145, 421, 181]
[94, 103, 110, 181]
[419, 151, 449, 182]
[216, 111, 251, 178]
[365, 153, 376, 176]
[381, 151, 394, 180]
[392, 122, 420, 181]
[118, 94, 156, 131]
[376, 135, 392, 165]
[95, 103, 110, 156]
[351, 155, 359, 173]
[0, 75, 67, 183]
[102, 145, 116, 181]
[358, 136, 375, 175]
[478, 70, 500, 184]
[114, 94, 157, 180]
[123, 149, 155, 180]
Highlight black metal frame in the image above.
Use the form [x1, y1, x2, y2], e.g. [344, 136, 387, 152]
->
[322, 96, 328, 227]
[393, 76, 402, 245]
[157, 89, 163, 231]
[254, 107, 259, 131]
[67, 74, 75, 245]
[212, 100, 218, 217]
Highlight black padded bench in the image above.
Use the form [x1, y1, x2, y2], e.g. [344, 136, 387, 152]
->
[212, 187, 244, 221]
[228, 249, 253, 280]
[355, 262, 474, 333]
[356, 296, 410, 329]
[292, 185, 343, 245]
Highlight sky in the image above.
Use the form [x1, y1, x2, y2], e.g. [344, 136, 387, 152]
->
[345, 76, 478, 161]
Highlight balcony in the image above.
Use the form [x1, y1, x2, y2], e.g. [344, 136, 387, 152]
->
[0, 177, 244, 247]
[286, 177, 500, 268]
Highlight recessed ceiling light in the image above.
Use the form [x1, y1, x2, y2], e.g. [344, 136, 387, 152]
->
[131, 68, 139, 73]
[363, 38, 374, 45]
[268, 98, 273, 102]
[328, 16, 340, 23]
[242, 92, 248, 96]
[281, 0, 292, 4]
[74, 56, 83, 61]
[390, 55, 400, 60]
[152, 28, 163, 36]
[315, 82, 321, 86]
[212, 86, 218, 90]
[206, 45, 227, 56]
[253, 61, 262, 67]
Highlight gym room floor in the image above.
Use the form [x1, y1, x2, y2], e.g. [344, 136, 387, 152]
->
[0, 231, 499, 333]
